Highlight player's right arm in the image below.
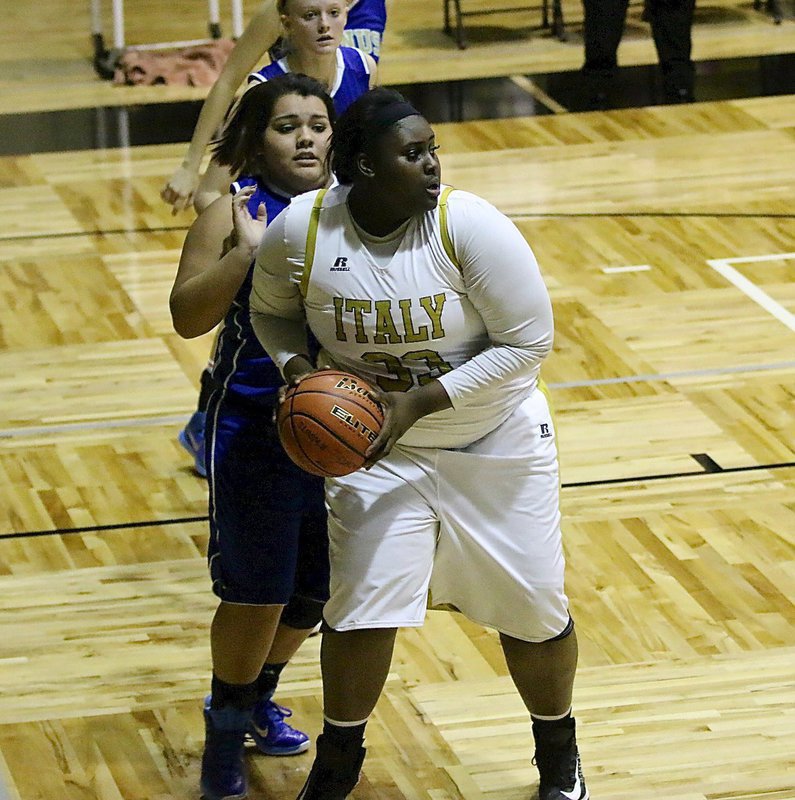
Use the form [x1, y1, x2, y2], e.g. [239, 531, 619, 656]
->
[160, 0, 281, 214]
[250, 206, 313, 374]
[171, 187, 266, 338]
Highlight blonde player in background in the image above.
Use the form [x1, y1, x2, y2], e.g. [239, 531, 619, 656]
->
[249, 87, 589, 800]
[161, 0, 385, 214]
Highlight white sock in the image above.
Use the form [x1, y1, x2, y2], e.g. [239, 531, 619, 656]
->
[531, 706, 572, 722]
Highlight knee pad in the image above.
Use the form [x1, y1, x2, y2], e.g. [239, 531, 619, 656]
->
[281, 595, 325, 630]
[545, 616, 575, 642]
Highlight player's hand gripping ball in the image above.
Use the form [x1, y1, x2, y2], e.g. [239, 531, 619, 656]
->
[277, 370, 384, 477]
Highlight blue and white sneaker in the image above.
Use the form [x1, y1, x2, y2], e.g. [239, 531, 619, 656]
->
[247, 699, 310, 756]
[178, 411, 207, 478]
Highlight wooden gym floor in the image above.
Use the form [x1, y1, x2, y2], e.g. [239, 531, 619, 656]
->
[0, 1, 793, 799]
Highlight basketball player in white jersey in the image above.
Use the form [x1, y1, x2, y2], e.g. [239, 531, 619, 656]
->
[249, 88, 589, 800]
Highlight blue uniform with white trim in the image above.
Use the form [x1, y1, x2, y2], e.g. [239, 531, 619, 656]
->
[344, 0, 387, 61]
[248, 47, 371, 115]
[206, 176, 328, 606]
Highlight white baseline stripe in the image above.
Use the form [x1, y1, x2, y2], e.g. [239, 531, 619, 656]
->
[602, 264, 652, 273]
[708, 256, 795, 332]
[713, 251, 795, 265]
[0, 748, 19, 800]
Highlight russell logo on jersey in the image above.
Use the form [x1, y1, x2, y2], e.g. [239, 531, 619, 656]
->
[331, 257, 350, 271]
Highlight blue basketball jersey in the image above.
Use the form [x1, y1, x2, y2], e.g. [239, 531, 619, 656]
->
[248, 46, 371, 115]
[206, 178, 329, 607]
[210, 177, 289, 405]
[343, 0, 387, 61]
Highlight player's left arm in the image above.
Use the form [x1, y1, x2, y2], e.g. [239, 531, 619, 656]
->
[367, 197, 553, 463]
[436, 194, 555, 406]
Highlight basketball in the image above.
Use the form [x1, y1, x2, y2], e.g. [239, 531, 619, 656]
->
[277, 370, 385, 477]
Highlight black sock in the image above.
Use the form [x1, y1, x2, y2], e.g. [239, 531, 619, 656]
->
[323, 719, 367, 749]
[532, 712, 574, 732]
[210, 674, 259, 711]
[256, 661, 287, 700]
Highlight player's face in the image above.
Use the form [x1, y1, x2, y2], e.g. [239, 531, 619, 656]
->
[370, 116, 442, 215]
[261, 93, 332, 196]
[282, 0, 347, 56]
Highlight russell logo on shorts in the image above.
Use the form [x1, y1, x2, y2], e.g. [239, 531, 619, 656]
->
[539, 423, 552, 439]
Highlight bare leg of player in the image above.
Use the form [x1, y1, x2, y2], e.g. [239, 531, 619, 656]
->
[267, 620, 318, 664]
[499, 629, 578, 717]
[321, 628, 397, 719]
[294, 628, 397, 800]
[500, 629, 587, 800]
[211, 602, 284, 683]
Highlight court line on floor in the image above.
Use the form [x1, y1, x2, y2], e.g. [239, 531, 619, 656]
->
[0, 516, 207, 540]
[0, 225, 189, 242]
[1, 361, 793, 441]
[708, 253, 795, 332]
[0, 414, 191, 438]
[1, 212, 793, 244]
[508, 212, 795, 220]
[563, 460, 795, 488]
[548, 360, 795, 388]
[2, 460, 793, 540]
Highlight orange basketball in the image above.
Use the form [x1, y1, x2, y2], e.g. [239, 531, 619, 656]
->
[277, 370, 384, 477]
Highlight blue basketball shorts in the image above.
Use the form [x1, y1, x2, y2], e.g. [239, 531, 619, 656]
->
[205, 391, 329, 606]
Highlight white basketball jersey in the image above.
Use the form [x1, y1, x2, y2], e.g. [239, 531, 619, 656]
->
[283, 184, 539, 449]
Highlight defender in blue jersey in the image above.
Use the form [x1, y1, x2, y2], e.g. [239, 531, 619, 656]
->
[167, 0, 382, 487]
[169, 74, 336, 800]
[162, 0, 384, 214]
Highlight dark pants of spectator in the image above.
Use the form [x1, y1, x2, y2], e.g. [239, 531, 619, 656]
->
[581, 0, 696, 104]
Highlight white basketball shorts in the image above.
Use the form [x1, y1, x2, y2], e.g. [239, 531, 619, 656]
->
[322, 387, 570, 642]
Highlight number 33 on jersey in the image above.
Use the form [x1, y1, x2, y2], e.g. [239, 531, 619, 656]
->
[298, 186, 472, 394]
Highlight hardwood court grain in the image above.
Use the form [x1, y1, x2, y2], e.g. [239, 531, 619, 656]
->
[0, 25, 793, 799]
[411, 647, 795, 800]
